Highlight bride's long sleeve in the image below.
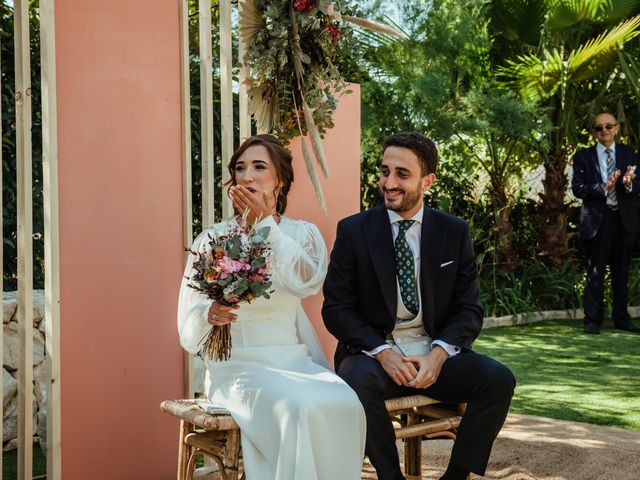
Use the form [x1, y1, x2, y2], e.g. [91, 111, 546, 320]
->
[257, 216, 328, 298]
[177, 226, 219, 354]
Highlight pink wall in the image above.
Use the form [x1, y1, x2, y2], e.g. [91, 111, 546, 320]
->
[287, 86, 361, 364]
[55, 1, 184, 478]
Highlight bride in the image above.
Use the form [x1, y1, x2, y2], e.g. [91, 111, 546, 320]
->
[178, 134, 366, 479]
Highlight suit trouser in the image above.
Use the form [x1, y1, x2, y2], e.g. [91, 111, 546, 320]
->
[584, 209, 637, 327]
[338, 352, 515, 480]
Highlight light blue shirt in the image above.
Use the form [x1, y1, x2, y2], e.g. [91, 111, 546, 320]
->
[596, 142, 617, 185]
[596, 142, 632, 199]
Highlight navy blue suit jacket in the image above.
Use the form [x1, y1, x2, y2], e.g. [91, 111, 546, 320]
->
[571, 143, 640, 240]
[322, 205, 483, 370]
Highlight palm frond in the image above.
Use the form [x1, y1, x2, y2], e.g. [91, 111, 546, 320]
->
[238, 0, 264, 48]
[595, 0, 640, 23]
[501, 14, 640, 99]
[568, 14, 640, 80]
[489, 0, 548, 46]
[547, 0, 605, 30]
[248, 82, 277, 133]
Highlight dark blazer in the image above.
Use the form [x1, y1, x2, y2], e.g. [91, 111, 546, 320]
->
[322, 205, 483, 370]
[571, 143, 640, 240]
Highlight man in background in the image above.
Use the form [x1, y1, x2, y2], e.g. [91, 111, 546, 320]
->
[572, 112, 640, 334]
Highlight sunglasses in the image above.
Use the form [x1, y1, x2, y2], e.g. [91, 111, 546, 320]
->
[593, 123, 617, 132]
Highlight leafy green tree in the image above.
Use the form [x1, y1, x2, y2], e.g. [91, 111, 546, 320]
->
[2, 0, 44, 290]
[360, 0, 547, 265]
[492, 0, 640, 260]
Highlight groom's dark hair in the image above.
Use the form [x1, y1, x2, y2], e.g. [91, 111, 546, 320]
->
[383, 132, 439, 176]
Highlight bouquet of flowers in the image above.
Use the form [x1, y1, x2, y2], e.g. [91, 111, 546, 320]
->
[186, 220, 273, 361]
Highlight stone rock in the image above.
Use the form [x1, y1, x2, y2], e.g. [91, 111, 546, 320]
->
[3, 369, 18, 412]
[32, 290, 45, 326]
[3, 322, 46, 371]
[4, 388, 18, 420]
[3, 394, 18, 442]
[33, 360, 48, 383]
[3, 292, 17, 324]
[33, 331, 45, 366]
[3, 392, 38, 443]
[3, 437, 18, 452]
[37, 406, 47, 454]
[3, 290, 46, 326]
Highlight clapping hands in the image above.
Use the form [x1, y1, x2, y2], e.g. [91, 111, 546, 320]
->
[605, 169, 621, 191]
[622, 165, 637, 189]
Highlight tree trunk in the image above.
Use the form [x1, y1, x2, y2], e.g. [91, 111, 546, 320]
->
[538, 153, 573, 263]
[490, 185, 516, 271]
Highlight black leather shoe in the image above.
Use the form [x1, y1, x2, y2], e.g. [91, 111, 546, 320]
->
[584, 323, 601, 334]
[614, 323, 640, 333]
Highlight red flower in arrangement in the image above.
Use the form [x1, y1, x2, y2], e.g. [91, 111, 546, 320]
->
[327, 21, 340, 41]
[292, 0, 316, 12]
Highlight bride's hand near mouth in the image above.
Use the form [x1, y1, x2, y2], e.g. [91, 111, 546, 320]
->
[229, 185, 278, 225]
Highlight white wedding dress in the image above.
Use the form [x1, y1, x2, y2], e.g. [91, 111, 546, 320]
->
[178, 215, 366, 480]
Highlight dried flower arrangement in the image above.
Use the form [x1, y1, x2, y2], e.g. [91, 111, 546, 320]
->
[239, 0, 403, 211]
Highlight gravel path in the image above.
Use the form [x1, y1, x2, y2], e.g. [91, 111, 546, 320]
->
[361, 413, 640, 480]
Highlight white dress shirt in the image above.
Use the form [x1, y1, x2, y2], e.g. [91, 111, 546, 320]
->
[597, 142, 632, 198]
[364, 205, 461, 358]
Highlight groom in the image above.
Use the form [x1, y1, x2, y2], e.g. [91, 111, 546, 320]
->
[322, 132, 515, 480]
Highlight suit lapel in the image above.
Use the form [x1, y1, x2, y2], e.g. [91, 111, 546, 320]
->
[420, 208, 446, 335]
[590, 146, 602, 180]
[364, 206, 397, 320]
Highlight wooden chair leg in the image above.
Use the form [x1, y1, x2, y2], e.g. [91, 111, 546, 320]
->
[178, 420, 194, 480]
[404, 412, 422, 480]
[185, 450, 198, 480]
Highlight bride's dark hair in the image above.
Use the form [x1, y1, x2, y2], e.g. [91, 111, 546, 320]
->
[225, 134, 294, 214]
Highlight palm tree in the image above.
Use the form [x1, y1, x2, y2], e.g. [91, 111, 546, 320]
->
[491, 0, 640, 261]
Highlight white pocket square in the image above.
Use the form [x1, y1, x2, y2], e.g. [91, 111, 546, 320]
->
[440, 260, 454, 268]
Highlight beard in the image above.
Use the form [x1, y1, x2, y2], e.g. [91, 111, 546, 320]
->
[381, 182, 423, 213]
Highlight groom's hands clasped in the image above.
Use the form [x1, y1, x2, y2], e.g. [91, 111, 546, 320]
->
[376, 345, 449, 389]
[375, 349, 418, 386]
[403, 346, 448, 389]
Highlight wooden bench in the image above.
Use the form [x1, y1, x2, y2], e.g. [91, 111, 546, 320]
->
[162, 396, 464, 480]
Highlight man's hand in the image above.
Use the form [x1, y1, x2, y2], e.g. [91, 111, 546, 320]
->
[605, 170, 621, 191]
[376, 349, 418, 386]
[403, 346, 449, 389]
[622, 165, 636, 189]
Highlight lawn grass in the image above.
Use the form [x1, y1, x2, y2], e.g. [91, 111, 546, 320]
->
[474, 319, 640, 431]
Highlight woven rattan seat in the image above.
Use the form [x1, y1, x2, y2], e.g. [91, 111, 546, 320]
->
[161, 399, 243, 480]
[162, 396, 464, 480]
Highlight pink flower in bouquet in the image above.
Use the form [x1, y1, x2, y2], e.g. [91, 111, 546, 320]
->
[218, 257, 251, 275]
